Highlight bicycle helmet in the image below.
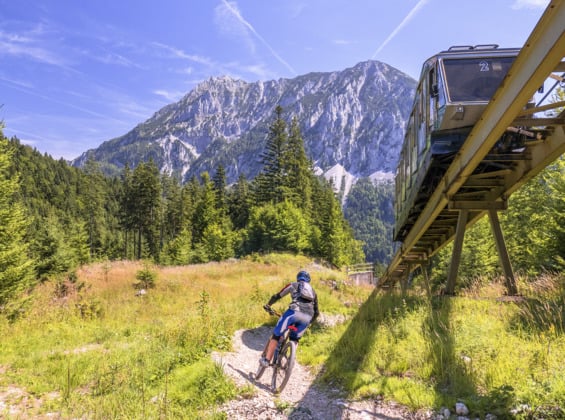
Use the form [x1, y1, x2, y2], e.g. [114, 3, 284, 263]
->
[296, 270, 311, 282]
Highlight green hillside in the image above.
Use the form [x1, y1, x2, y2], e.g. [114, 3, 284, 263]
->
[1, 255, 564, 418]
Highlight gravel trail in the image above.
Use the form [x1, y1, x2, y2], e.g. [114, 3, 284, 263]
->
[212, 326, 430, 419]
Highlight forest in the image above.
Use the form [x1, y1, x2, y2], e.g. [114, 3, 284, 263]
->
[1, 102, 565, 314]
[0, 106, 366, 313]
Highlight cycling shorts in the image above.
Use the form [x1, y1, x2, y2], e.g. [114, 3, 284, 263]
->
[273, 309, 312, 340]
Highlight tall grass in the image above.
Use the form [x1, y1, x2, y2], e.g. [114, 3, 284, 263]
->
[0, 255, 363, 418]
[302, 272, 565, 418]
[2, 257, 564, 418]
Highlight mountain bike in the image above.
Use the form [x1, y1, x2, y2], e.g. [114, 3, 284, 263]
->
[253, 305, 297, 394]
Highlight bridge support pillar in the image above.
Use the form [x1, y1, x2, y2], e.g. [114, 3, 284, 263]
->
[446, 209, 468, 295]
[488, 209, 518, 295]
[421, 263, 432, 300]
[445, 207, 519, 296]
[400, 263, 411, 295]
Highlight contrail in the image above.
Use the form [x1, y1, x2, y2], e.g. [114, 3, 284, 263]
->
[372, 0, 430, 58]
[0, 77, 127, 124]
[220, 0, 297, 75]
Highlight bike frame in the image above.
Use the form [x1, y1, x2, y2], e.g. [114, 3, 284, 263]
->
[254, 305, 298, 393]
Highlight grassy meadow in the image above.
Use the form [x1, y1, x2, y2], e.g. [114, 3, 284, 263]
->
[1, 254, 565, 419]
[0, 254, 368, 418]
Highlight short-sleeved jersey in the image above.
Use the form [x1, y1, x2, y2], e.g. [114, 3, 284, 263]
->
[277, 281, 319, 317]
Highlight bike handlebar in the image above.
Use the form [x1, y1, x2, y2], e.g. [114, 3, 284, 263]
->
[263, 304, 281, 317]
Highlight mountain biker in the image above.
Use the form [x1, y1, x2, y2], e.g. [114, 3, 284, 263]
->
[260, 270, 319, 367]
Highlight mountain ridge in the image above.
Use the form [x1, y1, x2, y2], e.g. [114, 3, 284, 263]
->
[72, 60, 416, 188]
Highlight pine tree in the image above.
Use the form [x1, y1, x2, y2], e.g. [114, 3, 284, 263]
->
[119, 164, 135, 259]
[257, 105, 288, 204]
[192, 172, 218, 244]
[128, 160, 161, 260]
[161, 175, 183, 245]
[281, 117, 313, 211]
[312, 178, 364, 267]
[228, 174, 251, 230]
[212, 164, 228, 215]
[246, 201, 309, 254]
[80, 158, 106, 259]
[0, 134, 34, 306]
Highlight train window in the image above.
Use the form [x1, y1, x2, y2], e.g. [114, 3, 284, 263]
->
[411, 120, 418, 175]
[428, 68, 436, 132]
[442, 56, 516, 102]
[417, 87, 426, 156]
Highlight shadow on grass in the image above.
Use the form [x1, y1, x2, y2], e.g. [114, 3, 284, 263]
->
[423, 297, 473, 404]
[293, 290, 523, 418]
[291, 289, 428, 419]
[423, 296, 518, 417]
[315, 290, 418, 392]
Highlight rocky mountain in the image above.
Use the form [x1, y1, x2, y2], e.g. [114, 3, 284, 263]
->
[72, 60, 416, 189]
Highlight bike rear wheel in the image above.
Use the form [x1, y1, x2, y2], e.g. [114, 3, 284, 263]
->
[271, 340, 296, 393]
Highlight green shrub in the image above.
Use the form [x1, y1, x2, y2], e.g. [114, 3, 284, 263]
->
[135, 262, 157, 289]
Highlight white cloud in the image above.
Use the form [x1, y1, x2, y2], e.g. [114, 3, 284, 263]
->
[0, 28, 69, 67]
[511, 0, 549, 9]
[153, 89, 185, 102]
[0, 74, 34, 89]
[89, 50, 141, 68]
[151, 42, 215, 67]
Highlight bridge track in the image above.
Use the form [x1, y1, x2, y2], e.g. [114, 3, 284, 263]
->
[380, 0, 565, 288]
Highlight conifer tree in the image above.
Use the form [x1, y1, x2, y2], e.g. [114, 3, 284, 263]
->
[312, 178, 364, 267]
[192, 172, 217, 243]
[161, 175, 183, 244]
[80, 158, 106, 259]
[212, 164, 228, 215]
[257, 105, 288, 204]
[344, 178, 394, 263]
[128, 160, 161, 260]
[0, 133, 34, 306]
[119, 164, 135, 259]
[282, 117, 313, 211]
[228, 174, 251, 230]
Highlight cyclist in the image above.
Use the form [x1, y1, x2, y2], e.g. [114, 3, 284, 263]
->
[260, 270, 319, 367]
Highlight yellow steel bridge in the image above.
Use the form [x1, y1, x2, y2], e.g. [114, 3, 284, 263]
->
[379, 0, 565, 294]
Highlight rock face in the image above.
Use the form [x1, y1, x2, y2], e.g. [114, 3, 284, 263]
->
[72, 60, 416, 186]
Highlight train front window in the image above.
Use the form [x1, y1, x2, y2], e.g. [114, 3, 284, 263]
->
[442, 56, 516, 102]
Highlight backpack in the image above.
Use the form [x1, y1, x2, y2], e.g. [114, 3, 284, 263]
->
[297, 281, 315, 302]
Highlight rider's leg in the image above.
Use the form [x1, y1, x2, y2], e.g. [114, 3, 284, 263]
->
[263, 309, 295, 363]
[264, 336, 279, 361]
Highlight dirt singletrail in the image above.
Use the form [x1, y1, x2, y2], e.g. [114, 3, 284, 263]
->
[211, 325, 431, 419]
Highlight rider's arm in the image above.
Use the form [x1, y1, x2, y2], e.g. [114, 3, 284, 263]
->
[267, 293, 281, 306]
[312, 294, 320, 323]
[267, 283, 293, 306]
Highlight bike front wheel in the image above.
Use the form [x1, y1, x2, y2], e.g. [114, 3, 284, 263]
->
[254, 360, 267, 381]
[271, 340, 296, 393]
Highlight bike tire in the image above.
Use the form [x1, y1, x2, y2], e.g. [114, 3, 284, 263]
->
[254, 362, 267, 381]
[271, 340, 296, 393]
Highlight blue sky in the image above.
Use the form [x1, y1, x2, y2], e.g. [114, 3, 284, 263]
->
[0, 0, 549, 160]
